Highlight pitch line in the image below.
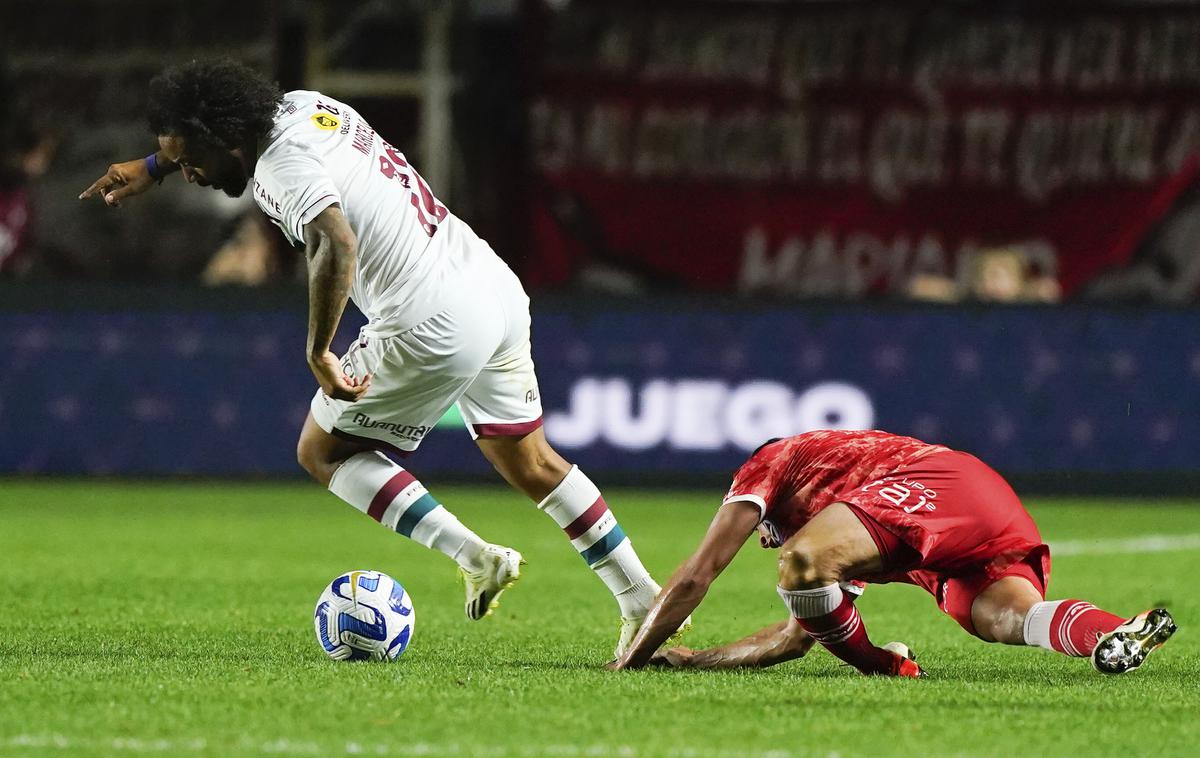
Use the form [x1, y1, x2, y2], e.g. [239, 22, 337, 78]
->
[0, 735, 816, 757]
[1049, 533, 1200, 557]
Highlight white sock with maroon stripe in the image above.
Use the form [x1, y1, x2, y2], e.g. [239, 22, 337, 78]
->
[538, 465, 656, 617]
[329, 451, 487, 572]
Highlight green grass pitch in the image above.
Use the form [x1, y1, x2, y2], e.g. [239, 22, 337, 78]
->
[1, 482, 1197, 757]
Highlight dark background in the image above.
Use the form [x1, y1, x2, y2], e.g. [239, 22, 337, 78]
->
[1, 0, 1197, 491]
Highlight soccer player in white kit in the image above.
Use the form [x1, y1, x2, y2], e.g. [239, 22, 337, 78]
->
[80, 59, 666, 656]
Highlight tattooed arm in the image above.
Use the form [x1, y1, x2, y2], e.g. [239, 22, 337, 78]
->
[303, 204, 370, 401]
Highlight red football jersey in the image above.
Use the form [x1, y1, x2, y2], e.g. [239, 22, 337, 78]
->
[724, 430, 1051, 631]
[723, 430, 947, 546]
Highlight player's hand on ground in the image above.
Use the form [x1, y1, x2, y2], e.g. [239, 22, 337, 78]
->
[309, 351, 371, 401]
[79, 158, 157, 207]
[647, 647, 696, 668]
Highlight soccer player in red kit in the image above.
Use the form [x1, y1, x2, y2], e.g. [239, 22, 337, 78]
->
[613, 430, 1177, 677]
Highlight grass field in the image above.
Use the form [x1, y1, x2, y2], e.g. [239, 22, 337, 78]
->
[1, 482, 1197, 757]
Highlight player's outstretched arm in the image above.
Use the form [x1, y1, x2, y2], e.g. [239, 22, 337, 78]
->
[652, 618, 816, 670]
[611, 500, 761, 670]
[79, 152, 179, 207]
[304, 204, 371, 402]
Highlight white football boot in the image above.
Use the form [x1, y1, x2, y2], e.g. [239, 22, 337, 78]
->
[1091, 608, 1177, 675]
[613, 582, 692, 660]
[460, 544, 524, 621]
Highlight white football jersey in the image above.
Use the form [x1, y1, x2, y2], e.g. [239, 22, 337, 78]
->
[251, 90, 500, 334]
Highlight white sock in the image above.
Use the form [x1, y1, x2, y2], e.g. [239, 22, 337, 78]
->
[598, 550, 659, 618]
[777, 583, 844, 619]
[1022, 599, 1067, 651]
[328, 451, 487, 572]
[537, 465, 655, 616]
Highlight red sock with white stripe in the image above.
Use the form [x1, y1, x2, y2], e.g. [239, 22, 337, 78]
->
[1023, 599, 1125, 656]
[778, 583, 896, 674]
[538, 466, 656, 617]
[329, 451, 487, 572]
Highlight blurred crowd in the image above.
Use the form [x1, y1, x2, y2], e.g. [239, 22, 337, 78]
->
[0, 0, 522, 289]
[4, 33, 1197, 303]
[3, 0, 1199, 304]
[907, 247, 1062, 305]
[0, 66, 57, 278]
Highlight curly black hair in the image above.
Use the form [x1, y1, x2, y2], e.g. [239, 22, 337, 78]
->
[147, 59, 283, 150]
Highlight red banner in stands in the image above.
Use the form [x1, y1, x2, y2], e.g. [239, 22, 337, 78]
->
[525, 2, 1200, 297]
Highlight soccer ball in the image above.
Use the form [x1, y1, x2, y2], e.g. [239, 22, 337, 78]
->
[314, 570, 415, 661]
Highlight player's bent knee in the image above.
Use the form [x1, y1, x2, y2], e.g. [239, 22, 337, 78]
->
[296, 437, 329, 485]
[777, 544, 830, 589]
[295, 431, 350, 488]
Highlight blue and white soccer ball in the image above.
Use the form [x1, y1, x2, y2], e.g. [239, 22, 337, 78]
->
[314, 570, 415, 661]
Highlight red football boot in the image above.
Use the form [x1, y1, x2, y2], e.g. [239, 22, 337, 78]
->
[882, 641, 927, 678]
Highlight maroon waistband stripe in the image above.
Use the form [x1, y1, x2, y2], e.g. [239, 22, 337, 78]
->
[471, 417, 544, 438]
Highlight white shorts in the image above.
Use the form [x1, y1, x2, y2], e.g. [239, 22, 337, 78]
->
[310, 269, 543, 456]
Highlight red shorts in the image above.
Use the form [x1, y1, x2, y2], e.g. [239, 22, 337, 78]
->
[841, 450, 1051, 637]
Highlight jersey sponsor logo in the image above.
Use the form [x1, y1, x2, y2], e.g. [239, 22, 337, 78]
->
[252, 179, 282, 215]
[311, 113, 340, 130]
[352, 412, 429, 442]
[545, 378, 874, 452]
[861, 476, 938, 513]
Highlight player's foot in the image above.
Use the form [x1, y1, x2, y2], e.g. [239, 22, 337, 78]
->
[1091, 608, 1176, 675]
[882, 641, 926, 679]
[614, 609, 693, 660]
[460, 545, 524, 621]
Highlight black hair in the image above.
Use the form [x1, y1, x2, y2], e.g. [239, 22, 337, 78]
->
[752, 437, 784, 456]
[147, 59, 283, 150]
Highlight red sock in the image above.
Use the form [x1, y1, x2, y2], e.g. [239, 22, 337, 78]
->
[1046, 601, 1125, 657]
[796, 594, 896, 674]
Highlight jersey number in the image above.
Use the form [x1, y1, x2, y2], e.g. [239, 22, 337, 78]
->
[377, 142, 448, 238]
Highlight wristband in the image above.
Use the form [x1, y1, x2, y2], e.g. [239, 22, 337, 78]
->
[145, 153, 165, 182]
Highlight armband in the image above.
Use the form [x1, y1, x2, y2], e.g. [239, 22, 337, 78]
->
[145, 153, 165, 183]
